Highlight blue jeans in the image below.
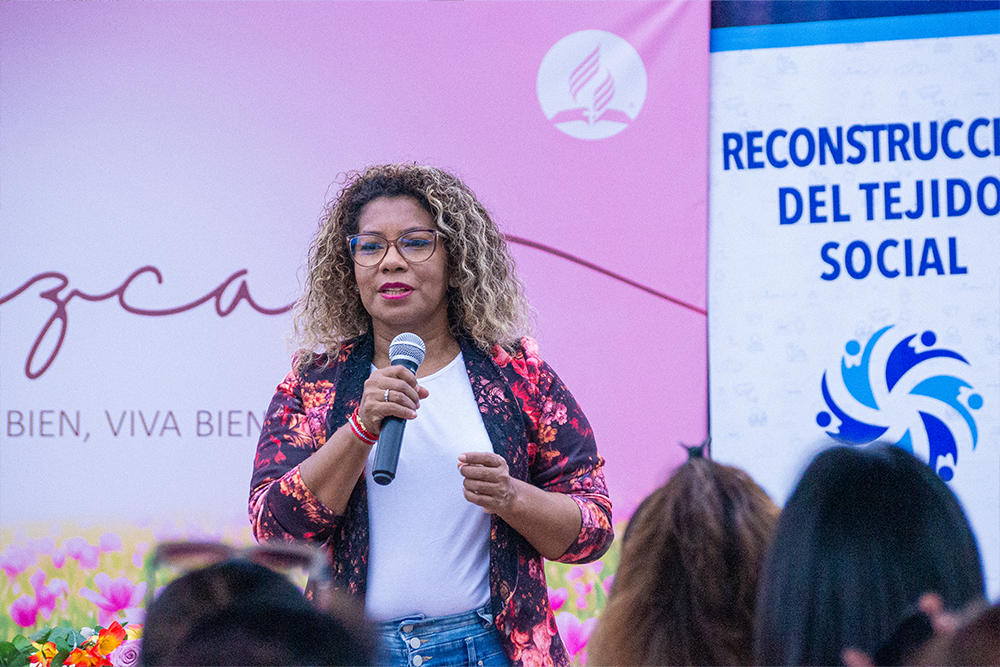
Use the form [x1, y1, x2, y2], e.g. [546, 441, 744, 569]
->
[374, 603, 509, 667]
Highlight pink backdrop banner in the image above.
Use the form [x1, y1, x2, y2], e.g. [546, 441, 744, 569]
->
[1, 2, 708, 534]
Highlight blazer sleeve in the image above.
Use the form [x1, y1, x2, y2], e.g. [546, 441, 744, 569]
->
[248, 368, 343, 544]
[507, 338, 614, 564]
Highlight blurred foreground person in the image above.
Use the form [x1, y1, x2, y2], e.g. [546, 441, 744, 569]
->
[587, 445, 779, 666]
[754, 444, 985, 666]
[140, 542, 372, 666]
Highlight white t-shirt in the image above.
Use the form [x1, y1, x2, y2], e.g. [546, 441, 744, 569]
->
[364, 352, 493, 621]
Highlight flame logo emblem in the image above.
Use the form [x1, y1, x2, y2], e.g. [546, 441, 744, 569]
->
[817, 326, 983, 481]
[537, 30, 647, 140]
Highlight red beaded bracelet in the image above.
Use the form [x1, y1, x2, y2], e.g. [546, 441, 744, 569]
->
[349, 407, 378, 445]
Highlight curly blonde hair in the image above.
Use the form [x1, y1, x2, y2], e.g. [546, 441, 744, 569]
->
[292, 163, 531, 370]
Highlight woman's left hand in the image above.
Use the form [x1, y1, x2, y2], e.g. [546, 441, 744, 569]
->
[458, 452, 516, 514]
[458, 452, 583, 560]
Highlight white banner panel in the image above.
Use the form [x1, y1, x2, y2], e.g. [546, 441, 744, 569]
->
[709, 10, 1000, 598]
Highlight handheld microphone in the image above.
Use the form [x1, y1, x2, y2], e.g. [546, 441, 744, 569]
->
[372, 332, 426, 485]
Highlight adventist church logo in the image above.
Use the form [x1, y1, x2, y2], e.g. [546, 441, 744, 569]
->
[537, 30, 647, 140]
[817, 325, 983, 481]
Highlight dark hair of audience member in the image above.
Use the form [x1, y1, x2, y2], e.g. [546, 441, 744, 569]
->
[140, 559, 372, 666]
[753, 444, 985, 666]
[164, 602, 371, 666]
[587, 446, 780, 666]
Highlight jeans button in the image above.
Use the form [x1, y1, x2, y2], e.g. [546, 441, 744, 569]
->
[409, 638, 421, 649]
[413, 656, 424, 666]
[402, 624, 414, 633]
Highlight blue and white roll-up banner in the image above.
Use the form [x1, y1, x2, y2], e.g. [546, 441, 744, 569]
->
[709, 7, 1000, 597]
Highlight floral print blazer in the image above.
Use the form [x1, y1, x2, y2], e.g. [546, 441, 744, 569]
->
[249, 333, 613, 666]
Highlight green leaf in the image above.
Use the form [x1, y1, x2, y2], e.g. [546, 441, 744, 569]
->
[28, 627, 52, 643]
[0, 639, 29, 667]
[47, 627, 84, 652]
[9, 636, 31, 654]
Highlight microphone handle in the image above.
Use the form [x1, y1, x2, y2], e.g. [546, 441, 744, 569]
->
[371, 358, 420, 485]
[372, 418, 404, 485]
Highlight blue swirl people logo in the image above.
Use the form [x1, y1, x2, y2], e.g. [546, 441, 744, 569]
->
[817, 325, 983, 481]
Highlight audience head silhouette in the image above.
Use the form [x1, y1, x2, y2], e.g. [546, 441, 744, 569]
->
[140, 558, 371, 666]
[754, 444, 985, 666]
[588, 443, 779, 666]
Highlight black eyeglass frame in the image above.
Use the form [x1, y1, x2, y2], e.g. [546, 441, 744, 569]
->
[346, 228, 442, 267]
[143, 540, 331, 610]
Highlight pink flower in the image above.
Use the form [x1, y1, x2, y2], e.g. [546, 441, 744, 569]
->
[30, 569, 47, 589]
[30, 570, 56, 620]
[79, 574, 147, 627]
[555, 612, 597, 659]
[548, 587, 569, 612]
[10, 595, 38, 627]
[1, 544, 36, 578]
[64, 537, 89, 560]
[602, 574, 615, 594]
[130, 542, 149, 569]
[589, 561, 604, 575]
[565, 566, 585, 581]
[36, 588, 57, 620]
[99, 533, 123, 553]
[78, 546, 101, 570]
[109, 639, 141, 667]
[51, 548, 67, 569]
[50, 578, 70, 596]
[575, 596, 588, 610]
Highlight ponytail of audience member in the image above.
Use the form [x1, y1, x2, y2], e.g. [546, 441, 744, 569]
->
[753, 444, 985, 666]
[587, 444, 780, 666]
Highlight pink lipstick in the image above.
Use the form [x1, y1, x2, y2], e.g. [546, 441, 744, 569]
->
[379, 282, 413, 300]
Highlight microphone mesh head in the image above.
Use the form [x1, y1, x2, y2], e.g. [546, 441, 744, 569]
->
[388, 332, 426, 368]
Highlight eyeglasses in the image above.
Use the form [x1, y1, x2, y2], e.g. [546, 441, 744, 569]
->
[144, 541, 331, 609]
[347, 229, 441, 267]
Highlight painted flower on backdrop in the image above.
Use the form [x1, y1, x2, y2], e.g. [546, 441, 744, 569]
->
[79, 573, 147, 626]
[30, 569, 69, 621]
[64, 537, 101, 570]
[131, 542, 150, 569]
[10, 594, 40, 628]
[98, 533, 123, 553]
[548, 586, 569, 612]
[556, 612, 598, 664]
[1, 543, 36, 578]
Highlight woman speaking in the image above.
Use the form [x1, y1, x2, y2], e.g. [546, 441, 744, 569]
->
[249, 164, 613, 667]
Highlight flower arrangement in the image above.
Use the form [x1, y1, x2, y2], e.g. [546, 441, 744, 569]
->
[0, 621, 142, 667]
